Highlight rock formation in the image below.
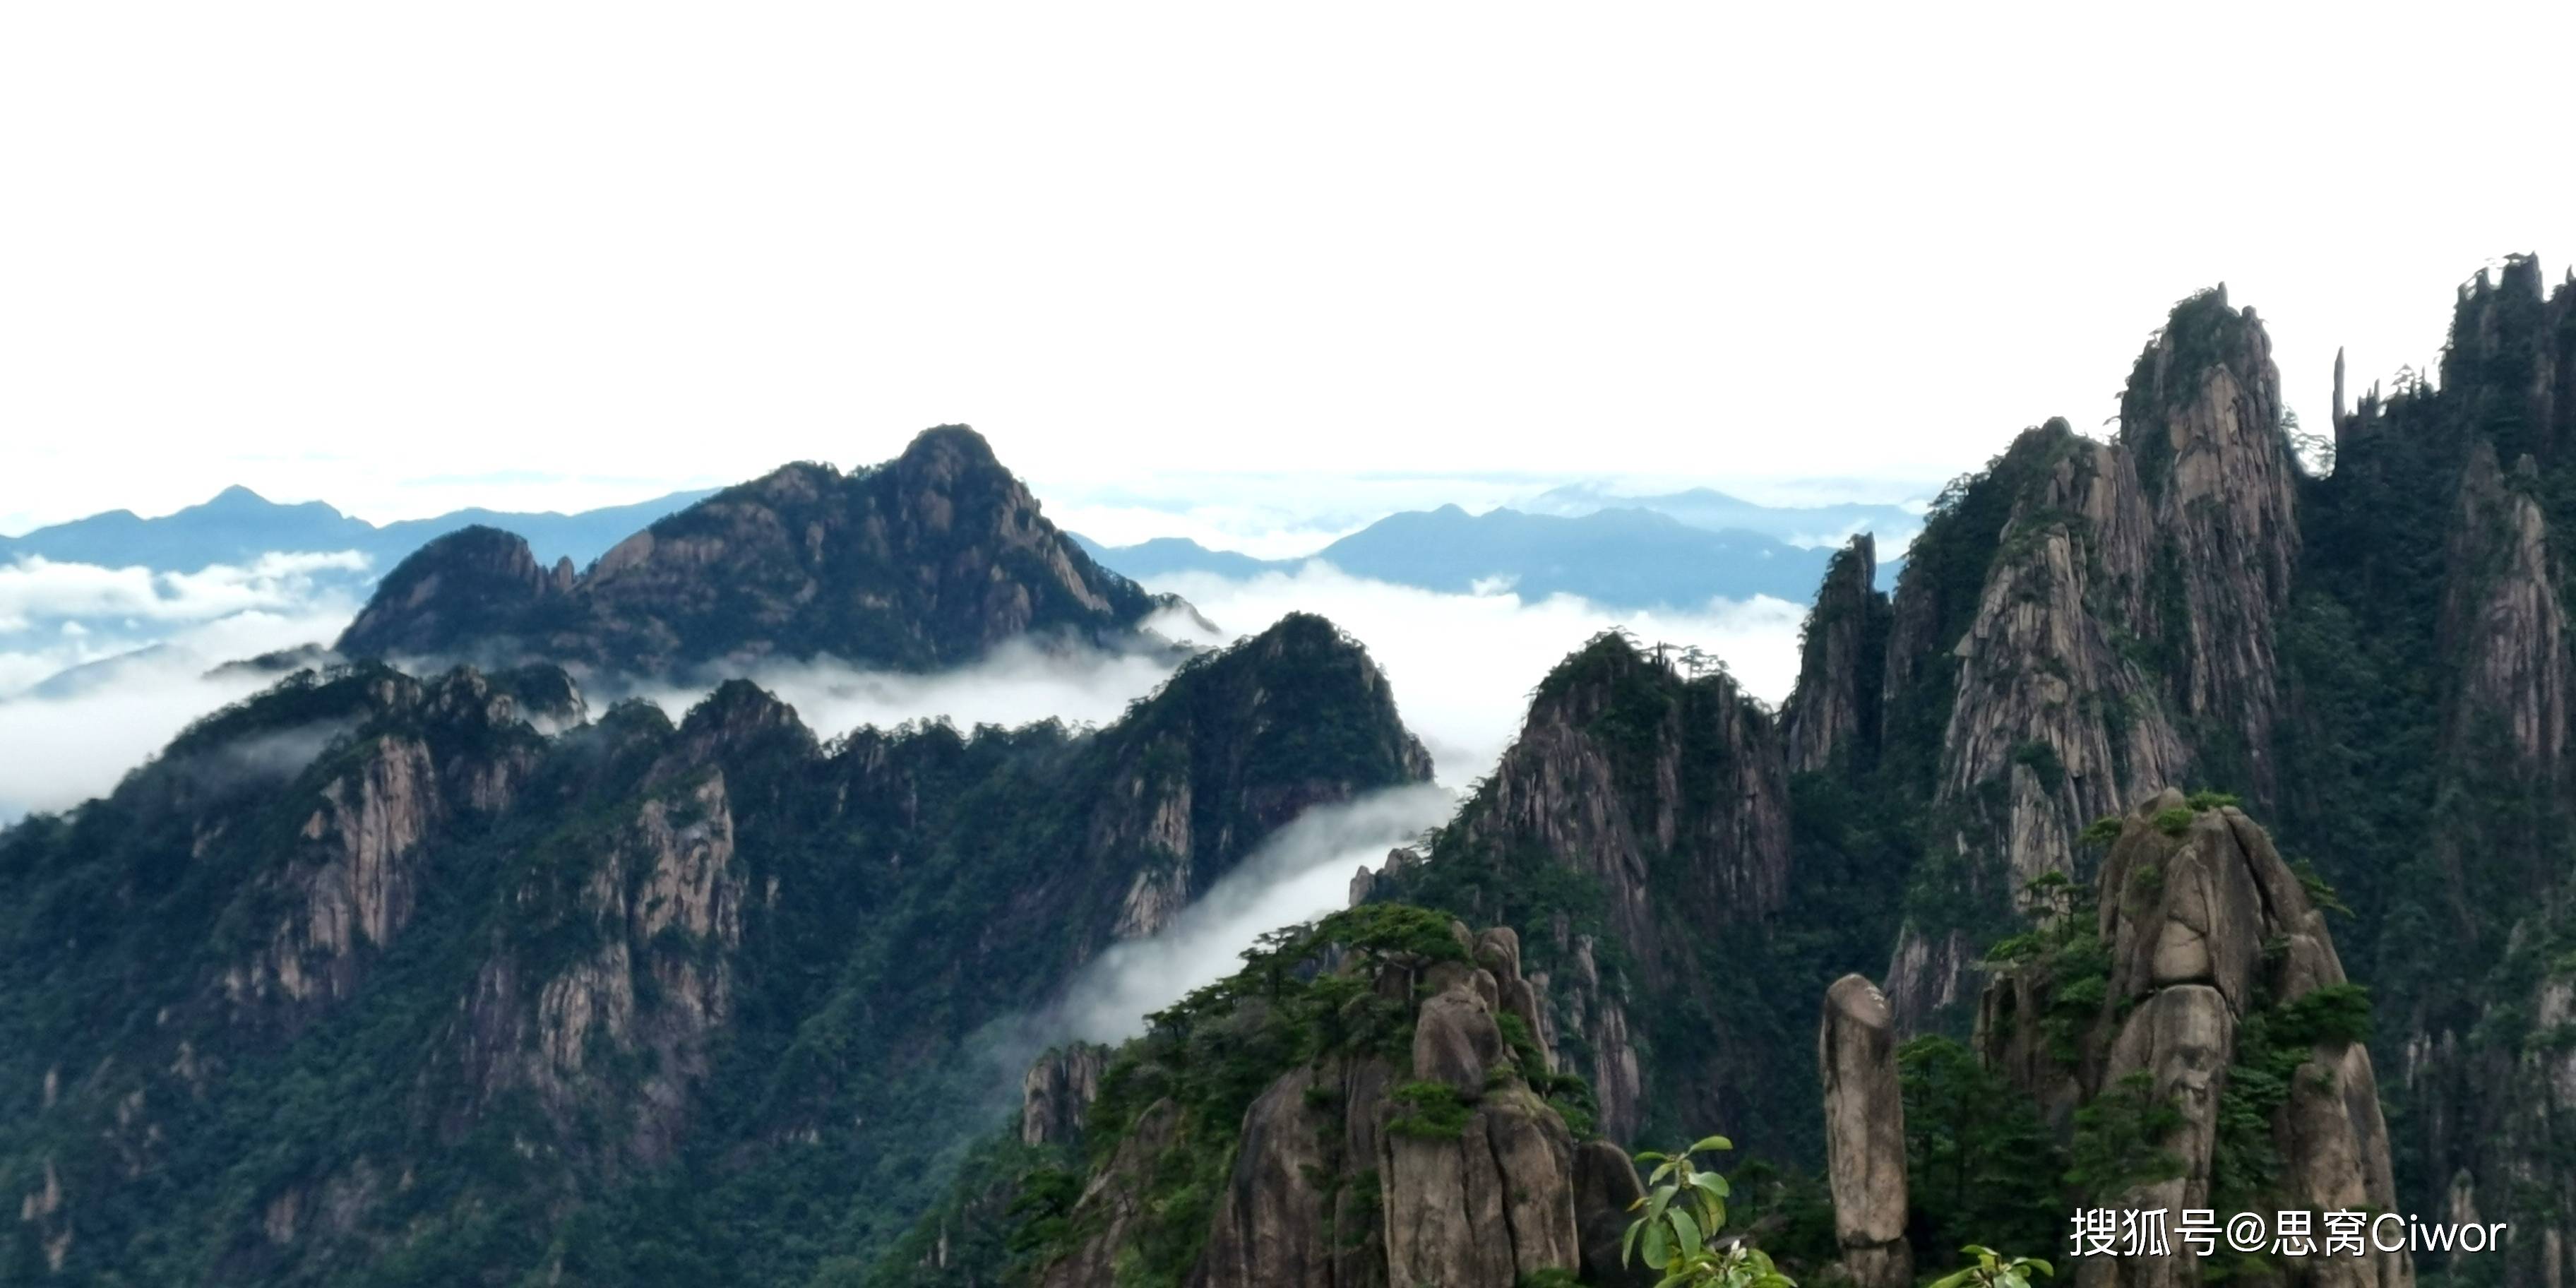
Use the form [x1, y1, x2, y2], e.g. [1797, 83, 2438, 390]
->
[336, 425, 1173, 674]
[1784, 535, 1890, 774]
[1979, 792, 2409, 1288]
[1820, 974, 1910, 1288]
[2117, 290, 2301, 799]
[1020, 1044, 1109, 1147]
[1037, 917, 1626, 1288]
[1405, 632, 1791, 1141]
[0, 612, 1429, 1284]
[2438, 438, 2569, 777]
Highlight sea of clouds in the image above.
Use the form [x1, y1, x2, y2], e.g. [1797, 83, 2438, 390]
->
[0, 544, 1808, 1044]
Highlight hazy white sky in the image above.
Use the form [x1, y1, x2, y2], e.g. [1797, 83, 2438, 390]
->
[4, 2, 2570, 539]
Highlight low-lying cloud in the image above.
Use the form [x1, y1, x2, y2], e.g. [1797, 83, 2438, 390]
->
[1139, 562, 1807, 785]
[0, 551, 369, 634]
[0, 603, 357, 821]
[621, 638, 1182, 745]
[1046, 782, 1459, 1044]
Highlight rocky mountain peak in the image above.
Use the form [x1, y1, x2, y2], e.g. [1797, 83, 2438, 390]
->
[334, 428, 1169, 675]
[1784, 533, 1889, 774]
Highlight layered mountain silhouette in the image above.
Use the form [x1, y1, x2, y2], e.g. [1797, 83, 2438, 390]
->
[15, 258, 2576, 1288]
[0, 482, 715, 573]
[1522, 481, 1919, 547]
[1079, 503, 1885, 609]
[334, 426, 1169, 673]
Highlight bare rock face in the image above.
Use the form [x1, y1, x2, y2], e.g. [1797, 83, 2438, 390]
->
[1021, 1044, 1110, 1147]
[1044, 922, 1614, 1288]
[2000, 793, 2411, 1288]
[221, 668, 549, 1020]
[1785, 535, 1890, 774]
[2118, 290, 2301, 799]
[2438, 438, 2570, 776]
[1573, 1139, 1654, 1288]
[1037, 1100, 1182, 1288]
[1820, 974, 1910, 1288]
[1438, 634, 1791, 1138]
[1936, 427, 2187, 890]
[460, 770, 745, 1164]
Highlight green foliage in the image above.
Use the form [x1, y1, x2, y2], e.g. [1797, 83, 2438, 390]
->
[1928, 1244, 2056, 1288]
[2010, 740, 2067, 793]
[2183, 790, 2241, 812]
[0, 614, 1435, 1287]
[2064, 1071, 2186, 1199]
[1387, 1082, 1474, 1141]
[1897, 1037, 2063, 1263]
[1623, 1136, 1794, 1288]
[2273, 982, 2374, 1046]
[2077, 815, 2124, 848]
[2153, 807, 2195, 837]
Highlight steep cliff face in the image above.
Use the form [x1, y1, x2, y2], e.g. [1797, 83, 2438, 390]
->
[336, 425, 1169, 674]
[1014, 910, 1627, 1288]
[2438, 438, 2570, 777]
[1376, 632, 1793, 1145]
[2117, 288, 2302, 797]
[1974, 793, 2408, 1288]
[0, 612, 1429, 1284]
[2274, 258, 2576, 1283]
[1778, 291, 2309, 1034]
[1785, 536, 1891, 775]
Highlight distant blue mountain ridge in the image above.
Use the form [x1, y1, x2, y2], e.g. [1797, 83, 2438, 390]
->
[1, 482, 1907, 660]
[1075, 503, 1904, 611]
[0, 484, 721, 573]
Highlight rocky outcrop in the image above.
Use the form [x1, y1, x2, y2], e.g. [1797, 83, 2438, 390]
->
[220, 667, 554, 1020]
[1020, 1044, 1109, 1147]
[2440, 255, 2576, 467]
[1987, 792, 2410, 1288]
[1042, 920, 1621, 1288]
[2438, 438, 2570, 777]
[1785, 535, 1889, 774]
[2118, 289, 2301, 798]
[1820, 974, 1909, 1288]
[460, 770, 744, 1163]
[337, 426, 1172, 674]
[1037, 1100, 1181, 1288]
[1935, 425, 2187, 890]
[0, 602, 1433, 1284]
[1878, 420, 2193, 1032]
[1426, 633, 1791, 1140]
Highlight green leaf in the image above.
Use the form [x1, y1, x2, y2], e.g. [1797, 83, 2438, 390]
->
[1669, 1205, 1701, 1257]
[2022, 1258, 2056, 1278]
[1642, 1221, 1671, 1269]
[1690, 1133, 1735, 1154]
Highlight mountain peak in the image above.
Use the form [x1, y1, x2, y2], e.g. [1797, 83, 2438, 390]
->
[335, 429, 1167, 674]
[894, 424, 1001, 476]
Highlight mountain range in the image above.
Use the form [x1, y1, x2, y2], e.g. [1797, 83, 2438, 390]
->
[9, 256, 2576, 1288]
[1520, 481, 1919, 547]
[1075, 503, 1896, 608]
[0, 484, 720, 575]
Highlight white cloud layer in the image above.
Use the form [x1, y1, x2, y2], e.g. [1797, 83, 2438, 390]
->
[0, 551, 368, 633]
[1046, 782, 1460, 1044]
[621, 639, 1182, 746]
[0, 604, 356, 821]
[1141, 562, 1807, 785]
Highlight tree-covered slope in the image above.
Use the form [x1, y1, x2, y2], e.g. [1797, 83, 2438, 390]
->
[0, 612, 1429, 1285]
